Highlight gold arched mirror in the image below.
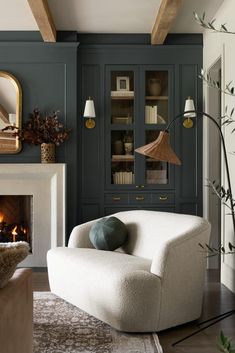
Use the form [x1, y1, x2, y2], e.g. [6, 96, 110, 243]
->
[0, 71, 22, 153]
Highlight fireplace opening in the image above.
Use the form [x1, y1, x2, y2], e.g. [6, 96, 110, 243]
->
[0, 195, 32, 249]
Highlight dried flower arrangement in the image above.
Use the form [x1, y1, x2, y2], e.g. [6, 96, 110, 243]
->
[16, 108, 70, 146]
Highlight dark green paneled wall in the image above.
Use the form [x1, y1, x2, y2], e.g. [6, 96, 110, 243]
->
[0, 41, 78, 241]
[0, 33, 203, 234]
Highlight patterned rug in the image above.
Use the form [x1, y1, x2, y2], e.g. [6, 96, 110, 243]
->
[34, 292, 163, 353]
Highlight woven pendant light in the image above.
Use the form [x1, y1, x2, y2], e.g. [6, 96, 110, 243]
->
[135, 131, 181, 165]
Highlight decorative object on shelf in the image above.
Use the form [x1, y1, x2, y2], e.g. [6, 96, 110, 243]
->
[123, 133, 133, 155]
[136, 97, 235, 346]
[116, 76, 130, 91]
[83, 97, 96, 129]
[41, 142, 55, 163]
[15, 108, 70, 164]
[183, 96, 195, 128]
[114, 140, 123, 155]
[148, 78, 161, 96]
[124, 142, 133, 155]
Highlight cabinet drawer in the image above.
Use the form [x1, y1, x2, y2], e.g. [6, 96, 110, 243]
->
[152, 193, 175, 204]
[129, 193, 151, 204]
[105, 194, 128, 204]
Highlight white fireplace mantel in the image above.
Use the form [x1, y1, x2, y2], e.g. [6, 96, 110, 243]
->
[0, 163, 66, 267]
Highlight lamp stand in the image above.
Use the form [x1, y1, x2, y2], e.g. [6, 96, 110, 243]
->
[169, 110, 235, 346]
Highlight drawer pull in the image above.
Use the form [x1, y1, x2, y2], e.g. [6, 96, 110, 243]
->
[135, 196, 145, 201]
[112, 197, 121, 201]
[135, 185, 145, 189]
[159, 196, 168, 201]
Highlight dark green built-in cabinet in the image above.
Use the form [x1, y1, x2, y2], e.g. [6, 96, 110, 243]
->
[78, 35, 203, 223]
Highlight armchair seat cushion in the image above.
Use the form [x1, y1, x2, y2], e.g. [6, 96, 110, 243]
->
[47, 247, 160, 332]
[49, 247, 152, 277]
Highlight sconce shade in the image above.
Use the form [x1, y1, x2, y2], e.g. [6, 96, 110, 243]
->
[184, 97, 196, 117]
[135, 131, 181, 165]
[83, 99, 96, 118]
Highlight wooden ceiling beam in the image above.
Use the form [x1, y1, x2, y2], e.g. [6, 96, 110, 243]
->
[151, 0, 183, 45]
[27, 0, 56, 42]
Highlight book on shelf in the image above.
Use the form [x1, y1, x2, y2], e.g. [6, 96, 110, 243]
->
[111, 91, 134, 97]
[146, 169, 167, 184]
[145, 105, 166, 124]
[145, 105, 157, 124]
[113, 171, 134, 184]
[112, 116, 132, 124]
[112, 155, 134, 160]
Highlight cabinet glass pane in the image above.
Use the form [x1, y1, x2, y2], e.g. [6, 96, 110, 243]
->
[145, 71, 168, 125]
[111, 130, 134, 185]
[111, 71, 134, 125]
[145, 131, 168, 185]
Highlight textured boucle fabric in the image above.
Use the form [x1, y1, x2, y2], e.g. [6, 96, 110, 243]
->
[49, 210, 211, 332]
[0, 241, 30, 288]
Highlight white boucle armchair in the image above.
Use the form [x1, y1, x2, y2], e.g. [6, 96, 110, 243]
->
[47, 210, 211, 332]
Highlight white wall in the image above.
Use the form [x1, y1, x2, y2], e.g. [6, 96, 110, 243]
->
[203, 0, 235, 292]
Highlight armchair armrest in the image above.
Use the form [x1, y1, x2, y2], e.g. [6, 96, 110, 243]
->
[68, 219, 97, 248]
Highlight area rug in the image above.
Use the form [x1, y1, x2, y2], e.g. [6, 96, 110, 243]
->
[34, 292, 163, 353]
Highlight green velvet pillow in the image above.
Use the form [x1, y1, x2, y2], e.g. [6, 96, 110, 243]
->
[89, 216, 128, 251]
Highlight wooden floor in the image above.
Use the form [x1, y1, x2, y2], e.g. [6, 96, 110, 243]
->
[33, 269, 235, 353]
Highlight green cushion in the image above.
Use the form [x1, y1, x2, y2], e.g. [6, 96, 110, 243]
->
[89, 216, 128, 251]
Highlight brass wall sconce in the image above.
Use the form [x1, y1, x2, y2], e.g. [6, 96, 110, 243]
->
[183, 96, 196, 128]
[83, 97, 96, 129]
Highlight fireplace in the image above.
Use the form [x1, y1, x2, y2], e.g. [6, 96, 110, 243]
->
[0, 195, 32, 247]
[0, 164, 66, 267]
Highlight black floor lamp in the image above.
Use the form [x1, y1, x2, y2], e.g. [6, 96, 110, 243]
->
[135, 97, 235, 346]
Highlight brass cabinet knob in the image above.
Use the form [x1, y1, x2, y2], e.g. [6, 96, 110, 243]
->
[135, 196, 145, 201]
[112, 197, 121, 201]
[159, 196, 168, 201]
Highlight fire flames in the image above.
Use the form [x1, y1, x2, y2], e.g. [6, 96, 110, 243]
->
[0, 212, 29, 244]
[11, 225, 18, 242]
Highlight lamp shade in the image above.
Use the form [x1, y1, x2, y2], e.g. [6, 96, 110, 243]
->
[83, 98, 96, 118]
[135, 131, 181, 165]
[184, 97, 196, 117]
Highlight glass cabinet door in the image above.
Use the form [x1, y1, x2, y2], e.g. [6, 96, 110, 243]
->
[145, 70, 168, 125]
[106, 66, 173, 189]
[108, 70, 135, 185]
[143, 69, 171, 187]
[145, 131, 168, 185]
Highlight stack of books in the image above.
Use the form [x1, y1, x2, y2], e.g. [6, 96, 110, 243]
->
[113, 172, 134, 184]
[146, 170, 167, 184]
[112, 116, 132, 124]
[111, 91, 134, 97]
[145, 105, 157, 124]
[112, 155, 134, 161]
